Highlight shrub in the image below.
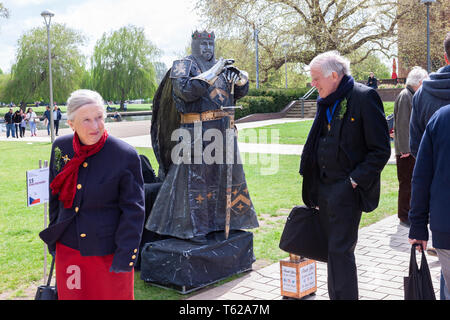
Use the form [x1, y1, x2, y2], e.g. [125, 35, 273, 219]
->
[235, 87, 318, 119]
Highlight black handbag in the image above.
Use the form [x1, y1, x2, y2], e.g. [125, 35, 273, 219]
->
[279, 205, 328, 262]
[404, 244, 436, 300]
[35, 255, 58, 300]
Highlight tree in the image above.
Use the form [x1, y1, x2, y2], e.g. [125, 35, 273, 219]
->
[398, 0, 450, 74]
[153, 61, 169, 84]
[0, 3, 9, 19]
[91, 25, 160, 110]
[3, 23, 86, 104]
[195, 0, 413, 84]
[347, 49, 390, 81]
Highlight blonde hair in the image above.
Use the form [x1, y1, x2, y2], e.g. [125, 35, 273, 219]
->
[66, 89, 105, 121]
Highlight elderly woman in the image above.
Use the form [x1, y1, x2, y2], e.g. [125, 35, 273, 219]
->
[39, 89, 145, 300]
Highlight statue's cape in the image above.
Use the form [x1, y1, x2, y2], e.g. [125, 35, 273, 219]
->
[151, 69, 180, 178]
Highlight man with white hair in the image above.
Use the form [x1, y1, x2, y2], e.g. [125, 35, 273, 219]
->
[300, 51, 391, 299]
[393, 66, 428, 226]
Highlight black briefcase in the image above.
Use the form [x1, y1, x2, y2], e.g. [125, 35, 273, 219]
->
[35, 255, 57, 300]
[279, 206, 328, 262]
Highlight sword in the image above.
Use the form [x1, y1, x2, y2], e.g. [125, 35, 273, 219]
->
[223, 85, 243, 239]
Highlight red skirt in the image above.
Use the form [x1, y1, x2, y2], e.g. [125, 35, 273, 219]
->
[55, 242, 134, 300]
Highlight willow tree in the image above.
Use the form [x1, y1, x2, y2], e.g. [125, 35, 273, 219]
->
[0, 2, 8, 19]
[195, 0, 413, 84]
[3, 23, 86, 104]
[91, 25, 160, 110]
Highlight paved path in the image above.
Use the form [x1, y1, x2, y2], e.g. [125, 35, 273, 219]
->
[187, 214, 442, 300]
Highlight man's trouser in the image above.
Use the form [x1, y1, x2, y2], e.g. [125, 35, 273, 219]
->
[318, 178, 362, 300]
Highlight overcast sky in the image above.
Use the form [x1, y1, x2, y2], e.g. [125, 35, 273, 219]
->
[0, 0, 204, 73]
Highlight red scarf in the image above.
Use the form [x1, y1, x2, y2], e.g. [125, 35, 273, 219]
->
[50, 130, 108, 208]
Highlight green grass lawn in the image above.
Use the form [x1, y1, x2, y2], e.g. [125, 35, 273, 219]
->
[0, 127, 398, 299]
[239, 121, 313, 145]
[238, 102, 394, 145]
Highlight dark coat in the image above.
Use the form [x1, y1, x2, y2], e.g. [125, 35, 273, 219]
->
[43, 109, 50, 120]
[367, 76, 378, 89]
[302, 82, 391, 212]
[4, 111, 13, 124]
[39, 134, 145, 272]
[409, 104, 450, 249]
[54, 109, 62, 121]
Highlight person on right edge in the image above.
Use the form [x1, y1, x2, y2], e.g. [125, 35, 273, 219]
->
[409, 33, 450, 288]
[300, 51, 391, 300]
[410, 32, 450, 157]
[393, 66, 428, 227]
[408, 104, 450, 300]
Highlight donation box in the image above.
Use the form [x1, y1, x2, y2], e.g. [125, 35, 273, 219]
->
[280, 254, 317, 299]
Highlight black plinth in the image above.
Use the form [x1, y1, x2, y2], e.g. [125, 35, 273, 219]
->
[139, 230, 255, 294]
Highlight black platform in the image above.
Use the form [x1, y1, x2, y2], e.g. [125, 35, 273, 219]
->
[140, 230, 255, 294]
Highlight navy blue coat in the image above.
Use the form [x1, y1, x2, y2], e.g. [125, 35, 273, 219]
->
[39, 134, 145, 272]
[409, 104, 450, 249]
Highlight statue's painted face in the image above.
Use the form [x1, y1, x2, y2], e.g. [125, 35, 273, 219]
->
[199, 39, 214, 61]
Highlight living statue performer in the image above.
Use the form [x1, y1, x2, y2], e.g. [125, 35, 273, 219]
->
[146, 31, 259, 243]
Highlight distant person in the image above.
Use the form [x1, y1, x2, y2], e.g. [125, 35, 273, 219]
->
[25, 107, 37, 137]
[53, 104, 62, 136]
[19, 110, 26, 138]
[113, 112, 122, 122]
[12, 110, 23, 139]
[366, 72, 378, 89]
[43, 106, 51, 135]
[4, 108, 15, 138]
[39, 89, 145, 300]
[393, 66, 428, 226]
[408, 104, 450, 300]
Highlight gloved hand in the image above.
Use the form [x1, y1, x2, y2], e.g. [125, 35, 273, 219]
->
[223, 65, 249, 86]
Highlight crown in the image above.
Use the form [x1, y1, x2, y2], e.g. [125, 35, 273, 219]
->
[192, 30, 215, 40]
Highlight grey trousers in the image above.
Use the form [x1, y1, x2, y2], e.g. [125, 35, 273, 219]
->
[436, 249, 450, 300]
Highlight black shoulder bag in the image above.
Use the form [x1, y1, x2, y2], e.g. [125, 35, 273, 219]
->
[35, 255, 58, 300]
[404, 243, 436, 300]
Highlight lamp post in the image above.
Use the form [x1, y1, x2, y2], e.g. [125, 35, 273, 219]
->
[282, 42, 290, 89]
[254, 26, 260, 89]
[41, 9, 55, 143]
[421, 0, 435, 73]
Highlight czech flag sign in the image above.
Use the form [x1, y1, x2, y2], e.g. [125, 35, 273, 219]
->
[26, 167, 49, 207]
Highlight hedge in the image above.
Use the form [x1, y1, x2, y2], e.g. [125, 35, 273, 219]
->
[235, 87, 318, 119]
